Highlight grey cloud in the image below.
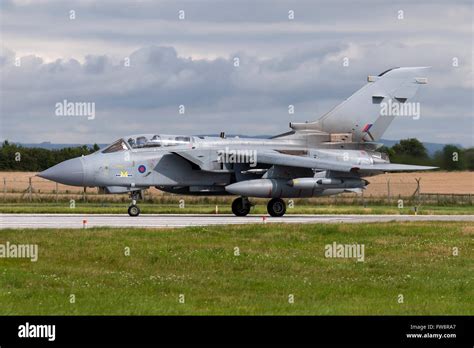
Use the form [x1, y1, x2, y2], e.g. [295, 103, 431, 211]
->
[84, 55, 109, 74]
[0, 0, 472, 146]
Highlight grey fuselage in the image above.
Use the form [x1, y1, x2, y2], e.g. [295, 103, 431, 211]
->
[39, 133, 385, 198]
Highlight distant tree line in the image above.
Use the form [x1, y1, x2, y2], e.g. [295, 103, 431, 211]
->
[0, 141, 100, 171]
[379, 138, 474, 171]
[0, 138, 472, 171]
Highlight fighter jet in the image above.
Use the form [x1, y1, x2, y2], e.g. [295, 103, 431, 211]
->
[38, 67, 436, 217]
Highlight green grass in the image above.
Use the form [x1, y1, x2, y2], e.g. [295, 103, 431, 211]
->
[0, 222, 472, 315]
[1, 202, 473, 215]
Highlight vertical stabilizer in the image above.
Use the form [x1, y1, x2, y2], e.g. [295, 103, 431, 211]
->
[289, 67, 429, 142]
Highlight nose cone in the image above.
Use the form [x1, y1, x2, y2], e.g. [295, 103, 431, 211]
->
[38, 157, 84, 186]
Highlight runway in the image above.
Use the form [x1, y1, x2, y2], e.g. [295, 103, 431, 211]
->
[1, 213, 473, 229]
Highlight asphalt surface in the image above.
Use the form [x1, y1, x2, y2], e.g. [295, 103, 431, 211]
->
[1, 214, 473, 229]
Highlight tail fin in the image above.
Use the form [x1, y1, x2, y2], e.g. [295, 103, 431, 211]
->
[290, 67, 429, 142]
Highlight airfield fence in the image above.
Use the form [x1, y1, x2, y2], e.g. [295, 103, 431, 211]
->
[1, 175, 472, 206]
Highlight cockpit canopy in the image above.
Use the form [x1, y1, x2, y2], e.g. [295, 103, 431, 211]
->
[102, 139, 128, 153]
[127, 134, 192, 149]
[102, 134, 192, 153]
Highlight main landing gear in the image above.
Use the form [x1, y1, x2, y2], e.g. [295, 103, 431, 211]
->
[231, 197, 252, 216]
[267, 198, 286, 217]
[231, 197, 287, 217]
[128, 191, 142, 217]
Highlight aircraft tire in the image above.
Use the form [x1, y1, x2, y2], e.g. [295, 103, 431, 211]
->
[128, 205, 140, 217]
[267, 198, 286, 217]
[232, 197, 250, 216]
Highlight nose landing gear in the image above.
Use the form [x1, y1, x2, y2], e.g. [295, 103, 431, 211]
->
[128, 204, 140, 217]
[128, 190, 142, 217]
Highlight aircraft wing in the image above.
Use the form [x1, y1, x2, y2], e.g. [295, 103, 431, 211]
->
[173, 149, 436, 174]
[256, 151, 437, 174]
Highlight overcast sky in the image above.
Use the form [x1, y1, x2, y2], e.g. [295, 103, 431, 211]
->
[1, 0, 472, 146]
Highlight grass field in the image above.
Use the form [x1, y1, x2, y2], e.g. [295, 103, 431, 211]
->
[1, 202, 473, 215]
[0, 222, 472, 315]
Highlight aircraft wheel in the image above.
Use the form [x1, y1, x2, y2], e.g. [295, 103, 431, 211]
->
[128, 205, 140, 217]
[267, 198, 286, 217]
[232, 197, 251, 216]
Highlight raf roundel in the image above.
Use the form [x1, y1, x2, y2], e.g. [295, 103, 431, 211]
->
[138, 165, 146, 174]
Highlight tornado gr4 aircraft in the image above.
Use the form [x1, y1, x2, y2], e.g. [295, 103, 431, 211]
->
[38, 67, 435, 217]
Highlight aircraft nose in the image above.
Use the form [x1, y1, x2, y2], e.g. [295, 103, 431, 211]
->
[37, 157, 85, 186]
